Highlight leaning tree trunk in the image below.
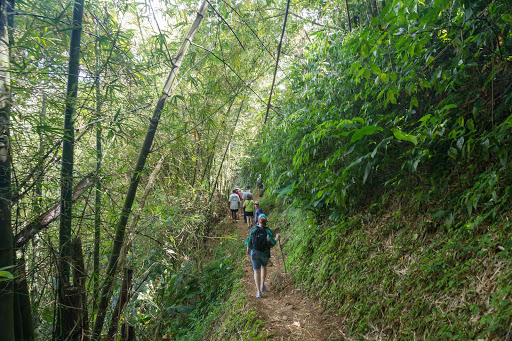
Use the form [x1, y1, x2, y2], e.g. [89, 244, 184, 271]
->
[0, 0, 13, 340]
[91, 1, 208, 339]
[57, 0, 85, 339]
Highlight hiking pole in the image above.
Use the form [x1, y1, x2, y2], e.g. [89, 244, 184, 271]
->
[278, 239, 287, 274]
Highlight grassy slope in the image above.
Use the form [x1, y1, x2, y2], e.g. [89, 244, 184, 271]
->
[263, 194, 512, 340]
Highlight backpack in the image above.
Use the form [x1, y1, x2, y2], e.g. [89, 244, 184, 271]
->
[251, 226, 269, 252]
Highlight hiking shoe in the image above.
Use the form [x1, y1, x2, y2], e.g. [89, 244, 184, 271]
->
[256, 292, 262, 298]
[261, 283, 267, 292]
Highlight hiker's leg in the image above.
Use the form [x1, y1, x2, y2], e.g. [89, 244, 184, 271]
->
[253, 269, 261, 294]
[261, 265, 267, 288]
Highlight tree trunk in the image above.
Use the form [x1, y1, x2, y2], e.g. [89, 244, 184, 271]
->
[120, 324, 136, 341]
[0, 0, 14, 339]
[13, 258, 23, 341]
[345, 0, 352, 32]
[92, 26, 103, 315]
[105, 268, 132, 341]
[91, 1, 208, 339]
[209, 101, 243, 202]
[57, 0, 85, 339]
[15, 258, 34, 341]
[71, 238, 89, 341]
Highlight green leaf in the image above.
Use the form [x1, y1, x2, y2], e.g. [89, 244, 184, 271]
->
[502, 14, 512, 22]
[392, 129, 418, 145]
[0, 270, 14, 280]
[441, 104, 457, 111]
[410, 97, 419, 109]
[361, 44, 369, 57]
[350, 126, 383, 143]
[419, 114, 431, 123]
[387, 89, 397, 104]
[448, 146, 458, 159]
[363, 67, 371, 80]
[371, 64, 381, 74]
[363, 162, 372, 184]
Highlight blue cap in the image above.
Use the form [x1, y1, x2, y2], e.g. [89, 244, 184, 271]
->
[258, 214, 267, 219]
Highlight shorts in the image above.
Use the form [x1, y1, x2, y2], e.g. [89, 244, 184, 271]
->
[250, 250, 269, 270]
[230, 209, 238, 213]
[245, 211, 254, 217]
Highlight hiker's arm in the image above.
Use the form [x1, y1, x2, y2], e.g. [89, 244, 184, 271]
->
[268, 230, 278, 247]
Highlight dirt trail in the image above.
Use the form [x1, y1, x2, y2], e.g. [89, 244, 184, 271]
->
[234, 216, 346, 340]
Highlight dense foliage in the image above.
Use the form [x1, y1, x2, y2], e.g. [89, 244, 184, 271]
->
[254, 0, 512, 223]
[242, 0, 512, 339]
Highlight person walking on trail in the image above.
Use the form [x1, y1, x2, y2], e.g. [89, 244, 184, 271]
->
[256, 174, 263, 196]
[245, 214, 279, 298]
[229, 189, 241, 222]
[236, 188, 244, 217]
[242, 187, 252, 223]
[254, 201, 263, 226]
[244, 194, 255, 229]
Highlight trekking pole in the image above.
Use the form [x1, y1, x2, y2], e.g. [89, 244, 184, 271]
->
[278, 239, 287, 274]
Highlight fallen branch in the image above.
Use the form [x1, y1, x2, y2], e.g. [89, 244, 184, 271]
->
[14, 172, 96, 248]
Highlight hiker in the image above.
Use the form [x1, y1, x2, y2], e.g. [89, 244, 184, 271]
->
[254, 201, 263, 226]
[245, 214, 279, 298]
[244, 194, 255, 229]
[236, 188, 244, 217]
[229, 189, 240, 222]
[242, 187, 252, 223]
[256, 174, 263, 196]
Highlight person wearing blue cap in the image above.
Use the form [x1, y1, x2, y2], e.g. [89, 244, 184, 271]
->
[245, 214, 279, 298]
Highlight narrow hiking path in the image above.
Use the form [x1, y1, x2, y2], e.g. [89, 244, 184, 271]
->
[233, 216, 346, 340]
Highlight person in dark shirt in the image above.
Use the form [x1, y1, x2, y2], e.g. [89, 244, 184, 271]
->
[245, 215, 279, 298]
[254, 201, 263, 226]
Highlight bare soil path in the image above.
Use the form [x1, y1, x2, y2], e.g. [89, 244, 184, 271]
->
[233, 215, 346, 340]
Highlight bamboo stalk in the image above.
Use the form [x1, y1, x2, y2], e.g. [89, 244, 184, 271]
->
[91, 2, 208, 339]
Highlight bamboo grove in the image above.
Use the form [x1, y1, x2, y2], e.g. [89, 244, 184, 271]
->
[1, 0, 512, 340]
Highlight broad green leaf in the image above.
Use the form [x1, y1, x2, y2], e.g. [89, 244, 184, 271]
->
[371, 64, 381, 74]
[392, 129, 418, 145]
[351, 126, 383, 143]
[0, 270, 13, 280]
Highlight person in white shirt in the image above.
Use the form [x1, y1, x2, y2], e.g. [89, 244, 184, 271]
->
[229, 189, 241, 222]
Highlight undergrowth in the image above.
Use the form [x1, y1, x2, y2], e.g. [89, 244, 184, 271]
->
[168, 229, 267, 341]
